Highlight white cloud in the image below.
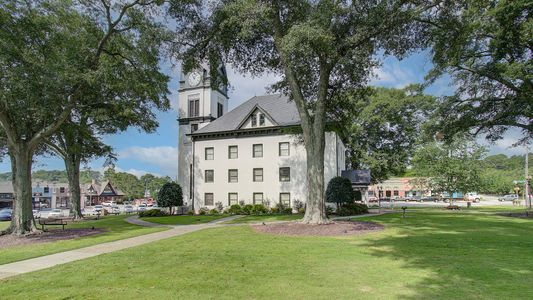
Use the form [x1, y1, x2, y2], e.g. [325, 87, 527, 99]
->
[118, 146, 178, 176]
[371, 63, 419, 89]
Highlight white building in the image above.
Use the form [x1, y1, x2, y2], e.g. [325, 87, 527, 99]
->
[177, 65, 346, 210]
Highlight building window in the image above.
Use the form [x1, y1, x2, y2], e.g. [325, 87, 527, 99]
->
[259, 113, 265, 126]
[228, 169, 238, 183]
[279, 142, 290, 156]
[205, 147, 214, 160]
[251, 113, 257, 127]
[253, 144, 263, 158]
[253, 168, 263, 182]
[253, 193, 263, 205]
[217, 103, 224, 118]
[280, 193, 290, 206]
[228, 145, 238, 159]
[204, 193, 214, 206]
[228, 193, 238, 206]
[205, 170, 214, 183]
[393, 190, 399, 196]
[44, 187, 49, 194]
[188, 99, 200, 117]
[279, 167, 290, 182]
[191, 124, 198, 133]
[60, 187, 66, 193]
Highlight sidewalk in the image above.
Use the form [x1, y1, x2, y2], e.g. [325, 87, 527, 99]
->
[0, 222, 218, 280]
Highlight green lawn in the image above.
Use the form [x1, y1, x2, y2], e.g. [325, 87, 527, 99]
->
[2, 209, 533, 299]
[140, 214, 230, 225]
[224, 213, 304, 224]
[0, 221, 9, 231]
[0, 215, 165, 265]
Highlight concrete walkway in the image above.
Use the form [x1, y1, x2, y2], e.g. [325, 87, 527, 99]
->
[0, 214, 244, 280]
[0, 223, 218, 280]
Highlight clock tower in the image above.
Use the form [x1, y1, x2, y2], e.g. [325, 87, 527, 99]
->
[177, 63, 229, 207]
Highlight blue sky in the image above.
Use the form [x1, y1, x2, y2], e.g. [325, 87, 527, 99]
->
[0, 51, 527, 178]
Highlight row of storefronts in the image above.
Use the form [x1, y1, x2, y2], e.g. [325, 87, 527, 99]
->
[0, 180, 125, 209]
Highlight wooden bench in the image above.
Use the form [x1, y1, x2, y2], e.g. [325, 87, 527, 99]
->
[38, 218, 69, 230]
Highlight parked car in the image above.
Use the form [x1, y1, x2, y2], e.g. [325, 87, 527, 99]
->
[33, 209, 41, 219]
[368, 196, 378, 203]
[48, 209, 62, 218]
[420, 196, 440, 203]
[465, 192, 481, 203]
[102, 201, 116, 207]
[405, 196, 421, 202]
[94, 205, 103, 212]
[107, 206, 120, 214]
[138, 204, 147, 212]
[124, 205, 134, 214]
[498, 194, 518, 202]
[0, 209, 12, 221]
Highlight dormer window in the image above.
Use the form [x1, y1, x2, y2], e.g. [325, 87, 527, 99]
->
[259, 113, 265, 126]
[251, 113, 257, 127]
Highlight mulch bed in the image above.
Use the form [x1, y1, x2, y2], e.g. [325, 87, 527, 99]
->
[252, 221, 384, 237]
[0, 228, 106, 249]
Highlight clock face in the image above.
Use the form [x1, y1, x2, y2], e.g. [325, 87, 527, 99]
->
[188, 72, 202, 86]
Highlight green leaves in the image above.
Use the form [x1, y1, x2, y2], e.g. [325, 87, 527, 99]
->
[412, 135, 487, 195]
[426, 0, 532, 143]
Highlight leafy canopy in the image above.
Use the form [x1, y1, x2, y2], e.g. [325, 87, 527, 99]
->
[411, 135, 487, 195]
[337, 85, 436, 183]
[425, 0, 532, 143]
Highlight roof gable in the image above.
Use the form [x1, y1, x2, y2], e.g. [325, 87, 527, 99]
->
[236, 105, 279, 130]
[194, 94, 300, 135]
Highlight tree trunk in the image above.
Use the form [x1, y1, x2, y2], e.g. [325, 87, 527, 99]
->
[65, 154, 83, 219]
[9, 146, 38, 235]
[302, 135, 329, 224]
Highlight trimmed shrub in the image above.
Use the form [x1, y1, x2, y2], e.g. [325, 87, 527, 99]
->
[139, 209, 168, 218]
[209, 209, 219, 215]
[242, 204, 254, 215]
[271, 202, 292, 214]
[326, 176, 354, 207]
[336, 203, 369, 216]
[157, 182, 183, 215]
[187, 210, 194, 215]
[252, 204, 269, 215]
[199, 207, 209, 215]
[227, 204, 242, 215]
[298, 207, 305, 214]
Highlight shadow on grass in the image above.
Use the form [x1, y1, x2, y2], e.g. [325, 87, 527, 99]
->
[360, 210, 533, 299]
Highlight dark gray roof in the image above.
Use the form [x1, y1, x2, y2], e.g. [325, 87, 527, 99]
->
[341, 170, 371, 185]
[194, 94, 300, 134]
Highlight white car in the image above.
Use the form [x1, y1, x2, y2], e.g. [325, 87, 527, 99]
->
[124, 205, 134, 213]
[48, 209, 62, 218]
[94, 205, 103, 212]
[465, 192, 481, 203]
[138, 204, 147, 212]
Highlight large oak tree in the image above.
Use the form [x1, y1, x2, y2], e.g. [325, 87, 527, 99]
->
[0, 0, 168, 234]
[172, 0, 431, 223]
